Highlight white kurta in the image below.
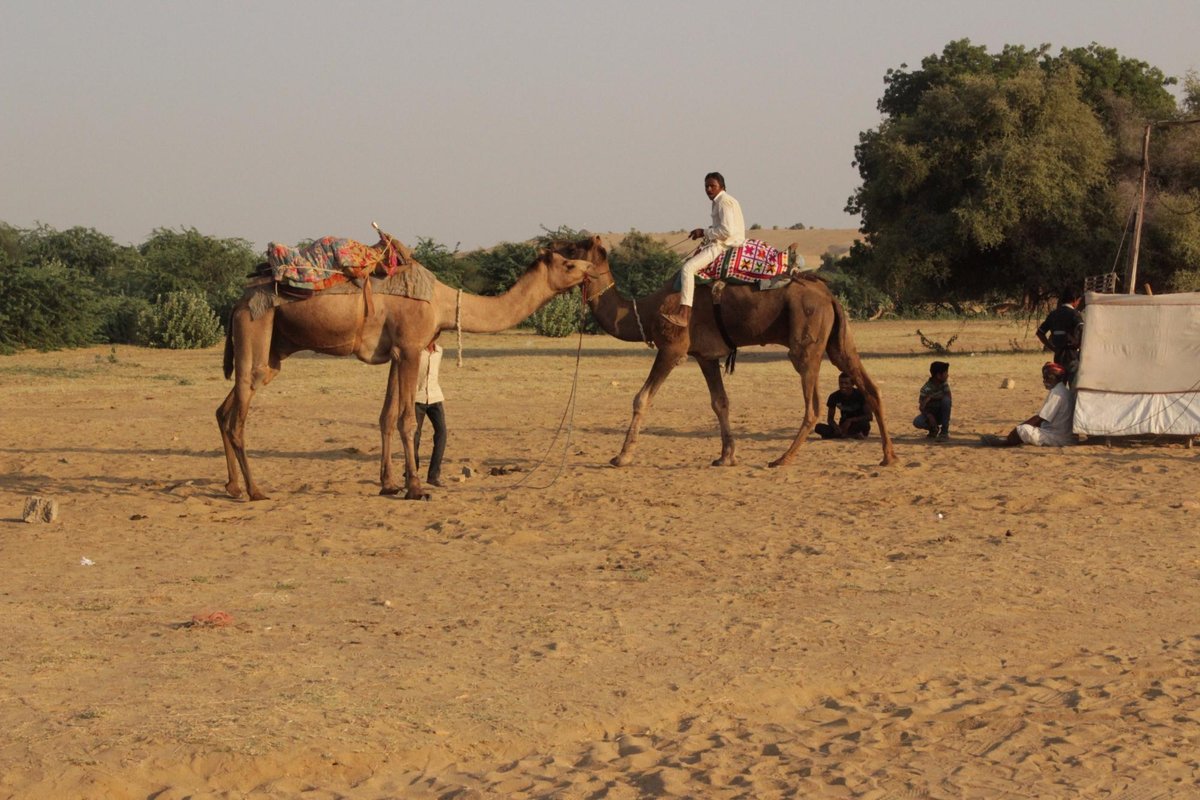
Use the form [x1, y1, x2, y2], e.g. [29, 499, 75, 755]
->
[1016, 382, 1074, 446]
[680, 190, 746, 308]
[415, 344, 444, 404]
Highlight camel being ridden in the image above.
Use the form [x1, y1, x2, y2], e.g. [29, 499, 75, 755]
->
[554, 236, 896, 468]
[217, 250, 594, 501]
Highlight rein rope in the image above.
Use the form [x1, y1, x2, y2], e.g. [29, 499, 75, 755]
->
[506, 289, 588, 491]
[454, 289, 463, 367]
[586, 268, 655, 349]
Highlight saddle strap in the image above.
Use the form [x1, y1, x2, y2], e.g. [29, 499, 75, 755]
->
[710, 284, 739, 374]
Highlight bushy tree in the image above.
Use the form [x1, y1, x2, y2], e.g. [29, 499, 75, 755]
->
[133, 227, 257, 322]
[850, 39, 1197, 301]
[19, 224, 143, 286]
[412, 237, 464, 288]
[608, 230, 682, 298]
[463, 241, 539, 295]
[0, 258, 103, 351]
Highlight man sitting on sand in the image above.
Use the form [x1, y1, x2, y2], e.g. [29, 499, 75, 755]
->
[982, 362, 1075, 448]
[815, 372, 872, 439]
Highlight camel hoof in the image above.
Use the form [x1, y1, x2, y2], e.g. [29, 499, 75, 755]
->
[609, 455, 631, 468]
[379, 485, 402, 496]
[711, 456, 737, 467]
[768, 457, 791, 469]
[224, 482, 244, 499]
[880, 453, 898, 467]
[404, 489, 430, 501]
[248, 491, 270, 501]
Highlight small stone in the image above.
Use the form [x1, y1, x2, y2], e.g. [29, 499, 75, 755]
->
[22, 496, 59, 524]
[462, 466, 474, 478]
[1000, 378, 1016, 389]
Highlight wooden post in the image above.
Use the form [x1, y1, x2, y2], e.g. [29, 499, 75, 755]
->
[1126, 123, 1152, 294]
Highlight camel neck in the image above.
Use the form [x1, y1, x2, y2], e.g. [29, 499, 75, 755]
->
[585, 271, 654, 344]
[435, 266, 555, 334]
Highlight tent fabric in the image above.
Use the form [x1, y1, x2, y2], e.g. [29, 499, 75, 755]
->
[1072, 291, 1200, 436]
[1074, 390, 1200, 435]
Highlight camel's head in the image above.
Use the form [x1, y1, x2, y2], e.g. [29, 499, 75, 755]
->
[533, 250, 593, 294]
[547, 235, 608, 268]
[545, 235, 611, 300]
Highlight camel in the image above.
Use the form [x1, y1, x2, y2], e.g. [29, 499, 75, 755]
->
[216, 250, 594, 501]
[554, 235, 896, 467]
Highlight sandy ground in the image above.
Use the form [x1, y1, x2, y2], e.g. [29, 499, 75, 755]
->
[1, 317, 1198, 799]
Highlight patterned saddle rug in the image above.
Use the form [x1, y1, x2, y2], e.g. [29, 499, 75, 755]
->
[266, 234, 409, 291]
[699, 239, 793, 283]
[672, 239, 799, 293]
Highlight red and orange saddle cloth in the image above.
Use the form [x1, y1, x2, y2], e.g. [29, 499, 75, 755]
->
[266, 234, 407, 291]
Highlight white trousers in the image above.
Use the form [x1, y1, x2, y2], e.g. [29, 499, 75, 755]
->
[679, 243, 726, 308]
[1015, 423, 1073, 447]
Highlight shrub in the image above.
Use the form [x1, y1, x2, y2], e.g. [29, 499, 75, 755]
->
[530, 293, 583, 337]
[0, 258, 103, 351]
[1167, 269, 1200, 293]
[141, 290, 223, 349]
[97, 295, 154, 345]
[824, 270, 894, 319]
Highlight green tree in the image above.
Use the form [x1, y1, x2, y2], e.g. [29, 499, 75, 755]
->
[464, 240, 540, 295]
[607, 230, 682, 298]
[849, 41, 1134, 304]
[133, 227, 257, 322]
[0, 258, 103, 351]
[19, 224, 143, 286]
[412, 237, 464, 288]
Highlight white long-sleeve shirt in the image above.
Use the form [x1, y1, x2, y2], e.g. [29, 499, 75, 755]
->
[415, 344, 444, 404]
[704, 190, 746, 248]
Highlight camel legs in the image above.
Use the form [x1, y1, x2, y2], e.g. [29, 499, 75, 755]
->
[826, 333, 897, 467]
[696, 357, 737, 466]
[379, 352, 426, 499]
[611, 347, 686, 467]
[216, 308, 279, 500]
[770, 338, 825, 468]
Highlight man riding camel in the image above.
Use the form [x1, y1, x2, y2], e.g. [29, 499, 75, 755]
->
[661, 171, 746, 328]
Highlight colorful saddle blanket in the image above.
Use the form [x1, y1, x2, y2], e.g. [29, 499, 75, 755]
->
[698, 239, 791, 283]
[266, 236, 402, 291]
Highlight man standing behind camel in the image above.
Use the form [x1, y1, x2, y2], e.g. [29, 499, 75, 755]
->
[414, 341, 448, 487]
[661, 171, 746, 328]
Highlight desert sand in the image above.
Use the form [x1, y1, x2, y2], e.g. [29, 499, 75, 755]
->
[2, 316, 1198, 799]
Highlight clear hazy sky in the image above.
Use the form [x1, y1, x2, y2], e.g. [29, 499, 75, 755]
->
[2, 1, 1197, 251]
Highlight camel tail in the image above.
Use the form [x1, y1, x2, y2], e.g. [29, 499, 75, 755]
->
[223, 320, 234, 380]
[827, 296, 896, 464]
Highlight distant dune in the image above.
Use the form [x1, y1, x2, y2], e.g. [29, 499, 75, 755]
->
[594, 228, 862, 269]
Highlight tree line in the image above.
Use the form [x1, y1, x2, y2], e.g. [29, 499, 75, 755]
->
[0, 222, 683, 351]
[843, 40, 1200, 313]
[3, 39, 1197, 352]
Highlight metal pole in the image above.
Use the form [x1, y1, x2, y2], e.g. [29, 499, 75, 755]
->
[1126, 123, 1152, 294]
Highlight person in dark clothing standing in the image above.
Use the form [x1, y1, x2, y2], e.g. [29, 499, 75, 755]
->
[1037, 289, 1084, 386]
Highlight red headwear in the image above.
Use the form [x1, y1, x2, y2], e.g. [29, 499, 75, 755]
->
[1042, 362, 1066, 376]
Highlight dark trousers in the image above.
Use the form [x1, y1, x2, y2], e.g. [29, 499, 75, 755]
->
[815, 419, 871, 439]
[913, 395, 952, 433]
[414, 402, 447, 481]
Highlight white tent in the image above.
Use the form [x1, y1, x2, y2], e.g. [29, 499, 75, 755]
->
[1073, 291, 1200, 436]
